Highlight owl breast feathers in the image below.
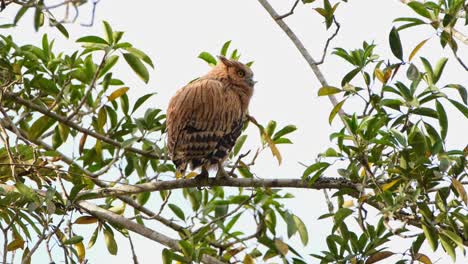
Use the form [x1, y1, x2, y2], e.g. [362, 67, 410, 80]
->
[166, 56, 255, 174]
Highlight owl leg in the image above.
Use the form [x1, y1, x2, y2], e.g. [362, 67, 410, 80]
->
[196, 166, 209, 180]
[216, 162, 229, 179]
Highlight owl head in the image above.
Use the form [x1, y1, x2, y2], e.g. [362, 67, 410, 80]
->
[217, 56, 256, 88]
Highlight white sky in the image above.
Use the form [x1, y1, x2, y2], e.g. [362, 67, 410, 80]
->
[1, 0, 467, 263]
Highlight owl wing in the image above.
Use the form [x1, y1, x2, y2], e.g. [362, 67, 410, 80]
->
[166, 79, 243, 169]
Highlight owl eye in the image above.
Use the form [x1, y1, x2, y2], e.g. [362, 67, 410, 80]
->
[237, 70, 245, 77]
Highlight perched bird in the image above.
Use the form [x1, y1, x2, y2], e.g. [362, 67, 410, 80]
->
[166, 56, 255, 179]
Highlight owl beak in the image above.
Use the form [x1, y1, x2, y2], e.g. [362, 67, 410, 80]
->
[247, 78, 257, 86]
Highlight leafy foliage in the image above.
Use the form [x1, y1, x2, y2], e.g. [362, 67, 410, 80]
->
[0, 1, 466, 264]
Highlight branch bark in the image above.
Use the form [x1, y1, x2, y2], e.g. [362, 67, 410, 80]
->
[77, 177, 361, 200]
[77, 200, 225, 264]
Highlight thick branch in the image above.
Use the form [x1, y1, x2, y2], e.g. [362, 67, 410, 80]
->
[77, 201, 225, 264]
[77, 177, 360, 200]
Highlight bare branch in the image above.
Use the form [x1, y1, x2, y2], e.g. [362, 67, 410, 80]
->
[314, 17, 341, 65]
[275, 0, 299, 20]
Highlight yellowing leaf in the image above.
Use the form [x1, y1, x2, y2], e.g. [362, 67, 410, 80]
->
[451, 178, 467, 206]
[343, 200, 355, 208]
[79, 133, 87, 155]
[383, 68, 392, 82]
[109, 203, 126, 215]
[415, 253, 432, 264]
[21, 247, 31, 264]
[409, 38, 430, 61]
[274, 239, 288, 255]
[365, 251, 394, 264]
[7, 237, 25, 251]
[108, 87, 129, 101]
[264, 132, 282, 165]
[374, 68, 385, 83]
[74, 241, 86, 262]
[329, 99, 345, 124]
[318, 86, 342, 96]
[104, 229, 118, 255]
[185, 171, 199, 179]
[243, 254, 255, 264]
[75, 216, 99, 225]
[55, 229, 66, 243]
[382, 179, 400, 191]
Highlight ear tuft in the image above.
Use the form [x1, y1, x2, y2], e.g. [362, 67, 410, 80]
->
[217, 55, 233, 67]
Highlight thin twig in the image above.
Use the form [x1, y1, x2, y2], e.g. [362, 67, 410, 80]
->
[275, 0, 299, 20]
[313, 17, 341, 65]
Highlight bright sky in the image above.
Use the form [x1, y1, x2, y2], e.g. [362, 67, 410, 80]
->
[1, 0, 467, 263]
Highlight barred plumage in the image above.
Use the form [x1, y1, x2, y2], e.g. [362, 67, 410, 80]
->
[166, 56, 255, 178]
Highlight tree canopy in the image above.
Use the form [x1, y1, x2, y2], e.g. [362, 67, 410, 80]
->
[0, 0, 467, 263]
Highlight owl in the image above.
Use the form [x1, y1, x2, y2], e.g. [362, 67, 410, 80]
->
[166, 56, 255, 178]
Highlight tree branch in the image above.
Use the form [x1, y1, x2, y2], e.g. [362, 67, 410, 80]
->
[2, 92, 160, 160]
[77, 177, 361, 200]
[77, 200, 225, 264]
[275, 0, 299, 20]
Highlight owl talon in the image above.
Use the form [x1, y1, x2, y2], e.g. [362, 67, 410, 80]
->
[216, 164, 229, 179]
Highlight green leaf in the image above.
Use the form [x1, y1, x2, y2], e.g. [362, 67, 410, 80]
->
[179, 240, 193, 258]
[444, 84, 467, 104]
[76, 36, 109, 44]
[412, 107, 438, 118]
[52, 20, 69, 38]
[389, 27, 403, 60]
[407, 1, 432, 19]
[273, 125, 297, 140]
[435, 101, 447, 140]
[103, 228, 118, 255]
[285, 212, 297, 238]
[52, 126, 63, 149]
[333, 208, 353, 231]
[198, 51, 217, 65]
[440, 234, 456, 261]
[329, 99, 346, 124]
[97, 107, 107, 131]
[14, 5, 29, 25]
[433, 58, 448, 84]
[302, 162, 330, 179]
[448, 99, 468, 118]
[29, 116, 56, 140]
[63, 236, 83, 245]
[124, 47, 154, 68]
[407, 63, 420, 81]
[99, 55, 119, 77]
[168, 204, 185, 220]
[123, 53, 149, 83]
[422, 223, 438, 251]
[293, 215, 308, 245]
[233, 135, 248, 156]
[33, 7, 44, 31]
[220, 40, 231, 56]
[15, 182, 38, 202]
[442, 230, 464, 250]
[318, 86, 342, 96]
[102, 21, 114, 44]
[132, 93, 156, 114]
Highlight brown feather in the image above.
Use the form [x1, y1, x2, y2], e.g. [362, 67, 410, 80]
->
[166, 57, 255, 173]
